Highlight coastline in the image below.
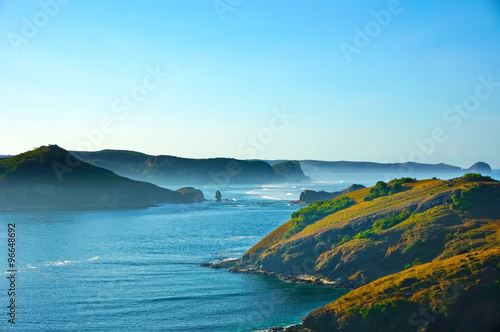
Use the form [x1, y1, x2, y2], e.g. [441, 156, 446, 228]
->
[199, 258, 356, 289]
[255, 325, 313, 332]
[199, 258, 354, 331]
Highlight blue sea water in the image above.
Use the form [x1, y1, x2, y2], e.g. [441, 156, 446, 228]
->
[1, 171, 497, 331]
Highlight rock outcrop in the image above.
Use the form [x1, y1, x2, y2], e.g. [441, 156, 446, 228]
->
[299, 184, 366, 203]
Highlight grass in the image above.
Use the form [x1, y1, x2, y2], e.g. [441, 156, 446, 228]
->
[238, 175, 500, 283]
[304, 249, 500, 332]
[285, 196, 355, 238]
[234, 174, 500, 332]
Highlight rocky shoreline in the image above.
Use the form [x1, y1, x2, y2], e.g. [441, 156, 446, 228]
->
[199, 258, 356, 289]
[255, 325, 313, 332]
[198, 259, 356, 331]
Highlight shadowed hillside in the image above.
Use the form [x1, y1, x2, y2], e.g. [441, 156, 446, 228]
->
[74, 150, 308, 185]
[0, 145, 205, 209]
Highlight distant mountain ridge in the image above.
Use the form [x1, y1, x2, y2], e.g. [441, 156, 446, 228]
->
[71, 150, 491, 187]
[295, 160, 492, 174]
[0, 145, 205, 209]
[72, 150, 309, 185]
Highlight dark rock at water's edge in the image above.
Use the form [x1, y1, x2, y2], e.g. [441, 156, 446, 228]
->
[176, 187, 205, 203]
[0, 145, 206, 209]
[198, 258, 239, 269]
[256, 325, 313, 332]
[215, 190, 222, 202]
[299, 184, 365, 203]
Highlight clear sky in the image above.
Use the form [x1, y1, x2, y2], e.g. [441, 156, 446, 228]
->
[1, 0, 500, 167]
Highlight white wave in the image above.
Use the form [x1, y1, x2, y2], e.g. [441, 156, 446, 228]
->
[47, 260, 77, 266]
[220, 257, 240, 262]
[292, 186, 297, 188]
[262, 195, 285, 200]
[286, 193, 293, 196]
[43, 256, 99, 267]
[226, 236, 258, 241]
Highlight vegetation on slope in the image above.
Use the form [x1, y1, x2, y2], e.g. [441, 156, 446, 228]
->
[285, 196, 355, 239]
[303, 249, 500, 332]
[232, 174, 500, 331]
[364, 177, 416, 201]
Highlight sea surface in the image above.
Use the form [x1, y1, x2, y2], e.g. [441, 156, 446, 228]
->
[1, 171, 498, 331]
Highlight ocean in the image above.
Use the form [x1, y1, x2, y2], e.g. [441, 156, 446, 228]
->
[1, 171, 498, 331]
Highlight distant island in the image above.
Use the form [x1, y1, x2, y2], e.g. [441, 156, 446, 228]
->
[0, 145, 205, 209]
[299, 160, 492, 175]
[265, 159, 492, 175]
[209, 174, 500, 331]
[73, 150, 309, 185]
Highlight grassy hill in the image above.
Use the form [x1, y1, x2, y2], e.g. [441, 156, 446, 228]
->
[0, 145, 205, 209]
[227, 174, 500, 331]
[303, 248, 500, 331]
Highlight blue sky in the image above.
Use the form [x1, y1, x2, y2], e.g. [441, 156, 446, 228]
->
[1, 0, 500, 167]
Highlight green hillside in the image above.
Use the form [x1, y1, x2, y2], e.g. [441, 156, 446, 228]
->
[226, 174, 500, 331]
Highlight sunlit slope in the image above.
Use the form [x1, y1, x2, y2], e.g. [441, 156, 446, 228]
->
[235, 175, 500, 287]
[303, 248, 500, 332]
